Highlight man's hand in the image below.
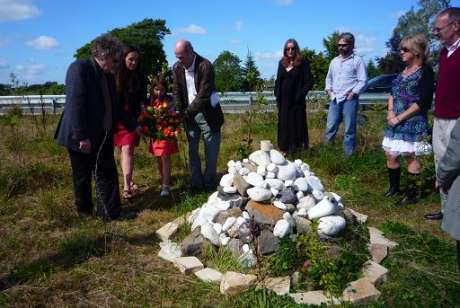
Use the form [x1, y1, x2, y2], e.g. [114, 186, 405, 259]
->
[325, 90, 333, 98]
[346, 92, 355, 101]
[388, 116, 400, 127]
[79, 139, 91, 153]
[387, 110, 396, 121]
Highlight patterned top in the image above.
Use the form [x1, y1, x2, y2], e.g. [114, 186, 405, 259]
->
[384, 68, 430, 143]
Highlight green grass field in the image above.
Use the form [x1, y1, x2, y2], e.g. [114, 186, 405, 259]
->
[0, 106, 459, 307]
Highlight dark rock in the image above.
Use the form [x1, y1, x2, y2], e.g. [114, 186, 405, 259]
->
[286, 204, 296, 213]
[181, 227, 210, 256]
[257, 229, 280, 255]
[246, 200, 283, 227]
[239, 223, 253, 244]
[217, 185, 239, 199]
[279, 187, 298, 205]
[226, 238, 243, 257]
[217, 191, 245, 209]
[234, 173, 251, 197]
[214, 207, 242, 224]
[294, 216, 312, 235]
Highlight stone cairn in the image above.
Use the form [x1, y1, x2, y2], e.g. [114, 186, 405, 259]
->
[155, 140, 397, 305]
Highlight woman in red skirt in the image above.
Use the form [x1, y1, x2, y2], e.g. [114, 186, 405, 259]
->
[148, 76, 179, 197]
[114, 46, 147, 199]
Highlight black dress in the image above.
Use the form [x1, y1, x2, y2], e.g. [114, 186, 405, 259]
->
[274, 59, 313, 152]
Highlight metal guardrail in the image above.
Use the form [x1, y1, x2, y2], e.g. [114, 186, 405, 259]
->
[0, 91, 389, 115]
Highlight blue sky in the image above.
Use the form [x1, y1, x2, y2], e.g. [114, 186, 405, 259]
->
[1, 0, 459, 84]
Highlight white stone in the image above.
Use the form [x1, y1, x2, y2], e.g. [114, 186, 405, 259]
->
[368, 227, 398, 250]
[273, 219, 291, 238]
[297, 195, 316, 210]
[362, 260, 388, 287]
[308, 198, 338, 220]
[227, 160, 236, 168]
[263, 276, 290, 295]
[317, 215, 346, 236]
[303, 170, 312, 177]
[220, 173, 234, 187]
[222, 217, 236, 231]
[239, 167, 250, 176]
[158, 240, 182, 262]
[277, 162, 297, 181]
[173, 256, 204, 274]
[214, 200, 231, 211]
[284, 179, 294, 187]
[270, 188, 279, 196]
[294, 177, 310, 192]
[249, 150, 271, 167]
[220, 271, 257, 296]
[273, 200, 287, 211]
[330, 191, 342, 203]
[257, 166, 267, 177]
[294, 159, 303, 166]
[312, 189, 324, 200]
[235, 161, 242, 170]
[207, 191, 219, 203]
[283, 212, 295, 226]
[156, 222, 179, 242]
[347, 208, 368, 224]
[265, 172, 276, 179]
[247, 187, 272, 202]
[223, 186, 237, 194]
[236, 216, 246, 227]
[297, 208, 308, 217]
[307, 176, 324, 191]
[187, 208, 201, 224]
[220, 234, 230, 246]
[296, 191, 305, 199]
[194, 268, 223, 283]
[201, 222, 221, 246]
[246, 172, 265, 187]
[260, 140, 273, 151]
[213, 223, 223, 235]
[228, 166, 237, 175]
[243, 158, 249, 163]
[270, 149, 287, 165]
[300, 163, 310, 171]
[267, 163, 278, 173]
[242, 211, 250, 221]
[290, 291, 340, 306]
[265, 179, 284, 190]
[242, 244, 250, 253]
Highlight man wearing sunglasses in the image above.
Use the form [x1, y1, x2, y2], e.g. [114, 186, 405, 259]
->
[324, 32, 367, 158]
[424, 7, 460, 222]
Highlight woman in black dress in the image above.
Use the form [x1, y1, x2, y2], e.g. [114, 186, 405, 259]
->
[274, 38, 313, 154]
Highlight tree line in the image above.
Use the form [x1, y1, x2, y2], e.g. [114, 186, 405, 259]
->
[0, 0, 450, 95]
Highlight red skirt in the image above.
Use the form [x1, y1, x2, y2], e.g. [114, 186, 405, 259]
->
[114, 123, 140, 148]
[149, 139, 178, 157]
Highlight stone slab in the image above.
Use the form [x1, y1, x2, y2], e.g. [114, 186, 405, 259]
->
[220, 271, 257, 296]
[156, 222, 179, 242]
[173, 256, 204, 274]
[194, 268, 223, 284]
[263, 276, 290, 295]
[246, 200, 283, 226]
[362, 260, 388, 287]
[346, 208, 368, 224]
[343, 278, 381, 304]
[368, 227, 398, 250]
[289, 290, 340, 305]
[368, 243, 388, 264]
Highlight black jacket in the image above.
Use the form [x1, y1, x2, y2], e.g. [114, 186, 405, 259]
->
[55, 58, 137, 151]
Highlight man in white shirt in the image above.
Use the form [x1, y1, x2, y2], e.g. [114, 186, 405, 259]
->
[172, 40, 224, 191]
[324, 32, 367, 157]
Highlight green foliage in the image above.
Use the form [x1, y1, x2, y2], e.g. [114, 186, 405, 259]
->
[367, 59, 382, 79]
[200, 245, 246, 273]
[213, 50, 244, 92]
[227, 287, 299, 307]
[242, 51, 262, 91]
[74, 18, 170, 79]
[301, 48, 329, 90]
[322, 31, 340, 60]
[262, 237, 303, 277]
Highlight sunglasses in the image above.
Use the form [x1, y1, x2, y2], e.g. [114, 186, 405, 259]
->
[285, 47, 296, 51]
[400, 47, 411, 53]
[432, 21, 454, 34]
[337, 43, 351, 47]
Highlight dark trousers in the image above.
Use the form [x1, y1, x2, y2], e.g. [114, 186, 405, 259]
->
[68, 134, 120, 220]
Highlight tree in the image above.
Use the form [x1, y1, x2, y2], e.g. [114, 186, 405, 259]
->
[242, 51, 262, 91]
[301, 48, 329, 90]
[377, 0, 450, 73]
[213, 51, 243, 92]
[74, 18, 170, 78]
[322, 31, 340, 60]
[367, 59, 381, 79]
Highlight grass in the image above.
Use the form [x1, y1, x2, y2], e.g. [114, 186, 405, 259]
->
[0, 107, 459, 307]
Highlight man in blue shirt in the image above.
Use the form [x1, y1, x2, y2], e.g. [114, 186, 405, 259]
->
[324, 32, 367, 157]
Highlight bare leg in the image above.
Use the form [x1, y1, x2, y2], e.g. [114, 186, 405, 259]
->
[157, 157, 163, 187]
[161, 155, 171, 186]
[407, 155, 421, 174]
[121, 145, 135, 192]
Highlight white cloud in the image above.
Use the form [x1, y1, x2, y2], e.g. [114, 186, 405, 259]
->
[355, 34, 378, 56]
[26, 35, 59, 50]
[273, 0, 294, 6]
[16, 63, 47, 82]
[0, 0, 40, 22]
[255, 50, 283, 61]
[174, 24, 207, 35]
[235, 20, 243, 31]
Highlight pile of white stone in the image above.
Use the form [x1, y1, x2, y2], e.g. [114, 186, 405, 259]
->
[185, 140, 347, 264]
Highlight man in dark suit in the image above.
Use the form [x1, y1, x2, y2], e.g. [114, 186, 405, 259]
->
[172, 40, 224, 191]
[55, 34, 139, 220]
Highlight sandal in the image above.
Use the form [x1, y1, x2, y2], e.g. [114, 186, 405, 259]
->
[160, 185, 170, 197]
[123, 189, 133, 200]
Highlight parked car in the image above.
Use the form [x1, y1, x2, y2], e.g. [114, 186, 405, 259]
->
[362, 74, 398, 94]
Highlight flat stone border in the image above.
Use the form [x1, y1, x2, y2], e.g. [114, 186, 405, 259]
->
[155, 208, 396, 305]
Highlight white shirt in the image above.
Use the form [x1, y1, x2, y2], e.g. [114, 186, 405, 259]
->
[447, 37, 460, 57]
[185, 55, 197, 105]
[325, 53, 367, 102]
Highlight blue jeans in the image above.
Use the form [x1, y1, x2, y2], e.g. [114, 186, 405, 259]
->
[324, 98, 359, 156]
[185, 112, 221, 189]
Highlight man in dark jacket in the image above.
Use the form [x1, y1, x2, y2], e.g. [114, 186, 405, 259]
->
[172, 40, 224, 190]
[55, 34, 139, 220]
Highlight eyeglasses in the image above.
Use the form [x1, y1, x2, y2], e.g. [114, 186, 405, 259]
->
[337, 43, 351, 47]
[432, 21, 454, 34]
[285, 47, 296, 51]
[400, 47, 411, 53]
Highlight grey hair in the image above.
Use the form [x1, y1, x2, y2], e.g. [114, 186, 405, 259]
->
[338, 32, 355, 47]
[91, 34, 124, 60]
[439, 7, 460, 23]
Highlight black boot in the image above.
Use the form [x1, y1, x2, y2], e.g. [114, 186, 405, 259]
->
[395, 172, 419, 208]
[384, 167, 400, 197]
